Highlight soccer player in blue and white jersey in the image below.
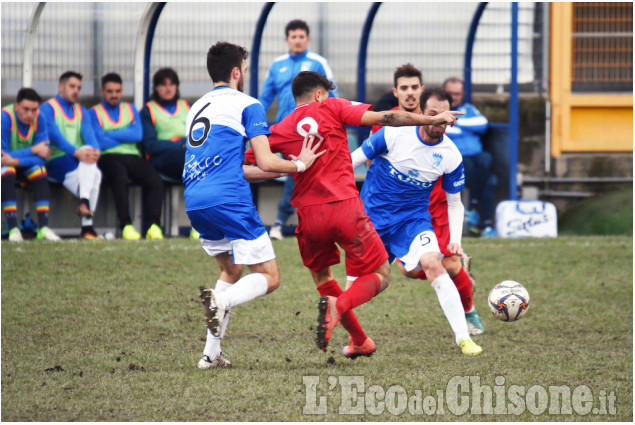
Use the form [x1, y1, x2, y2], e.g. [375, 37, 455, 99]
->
[351, 88, 483, 356]
[185, 42, 324, 370]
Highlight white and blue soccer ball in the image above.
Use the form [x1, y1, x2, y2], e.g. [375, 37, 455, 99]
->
[488, 281, 530, 322]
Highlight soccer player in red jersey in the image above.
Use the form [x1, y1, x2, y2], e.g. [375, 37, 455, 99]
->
[368, 64, 484, 335]
[244, 71, 462, 357]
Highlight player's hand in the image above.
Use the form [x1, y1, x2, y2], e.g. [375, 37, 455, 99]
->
[447, 242, 464, 256]
[89, 147, 101, 162]
[432, 111, 464, 127]
[1, 151, 20, 166]
[31, 141, 51, 160]
[289, 135, 326, 170]
[74, 146, 99, 163]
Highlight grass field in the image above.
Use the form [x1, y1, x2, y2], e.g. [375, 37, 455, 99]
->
[1, 235, 632, 421]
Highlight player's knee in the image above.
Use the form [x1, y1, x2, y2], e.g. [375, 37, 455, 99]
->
[479, 151, 493, 169]
[223, 265, 244, 282]
[379, 276, 390, 292]
[442, 256, 462, 277]
[94, 168, 103, 185]
[266, 271, 281, 293]
[374, 261, 391, 278]
[420, 254, 444, 275]
[486, 173, 498, 187]
[402, 269, 419, 279]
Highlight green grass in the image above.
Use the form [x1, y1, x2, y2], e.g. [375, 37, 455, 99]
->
[559, 187, 633, 235]
[1, 236, 632, 421]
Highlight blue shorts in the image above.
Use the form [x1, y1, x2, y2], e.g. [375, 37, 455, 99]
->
[375, 215, 435, 264]
[46, 154, 79, 183]
[187, 202, 267, 242]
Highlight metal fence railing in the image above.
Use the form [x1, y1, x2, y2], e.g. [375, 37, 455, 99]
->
[2, 2, 545, 105]
[571, 2, 633, 92]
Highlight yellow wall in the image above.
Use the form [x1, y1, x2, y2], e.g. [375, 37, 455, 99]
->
[550, 3, 633, 156]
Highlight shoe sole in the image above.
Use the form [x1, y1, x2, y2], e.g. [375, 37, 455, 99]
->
[199, 287, 224, 337]
[316, 296, 331, 351]
[343, 348, 376, 360]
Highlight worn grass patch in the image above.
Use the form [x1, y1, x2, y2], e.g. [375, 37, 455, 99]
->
[1, 236, 632, 421]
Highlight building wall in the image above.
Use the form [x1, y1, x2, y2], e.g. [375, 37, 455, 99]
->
[550, 2, 633, 156]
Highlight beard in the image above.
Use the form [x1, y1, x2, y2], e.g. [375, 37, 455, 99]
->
[424, 126, 445, 141]
[237, 75, 244, 93]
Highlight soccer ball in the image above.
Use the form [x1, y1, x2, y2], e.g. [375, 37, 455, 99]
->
[488, 281, 530, 322]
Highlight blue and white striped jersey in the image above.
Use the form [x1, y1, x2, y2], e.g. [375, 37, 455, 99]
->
[183, 86, 270, 211]
[359, 126, 465, 230]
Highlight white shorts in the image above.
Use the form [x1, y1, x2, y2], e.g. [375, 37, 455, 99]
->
[399, 230, 441, 272]
[200, 231, 276, 265]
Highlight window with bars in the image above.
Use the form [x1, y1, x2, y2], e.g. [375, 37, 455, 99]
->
[571, 2, 633, 92]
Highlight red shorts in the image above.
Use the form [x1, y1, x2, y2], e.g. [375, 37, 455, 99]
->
[296, 197, 388, 277]
[432, 214, 452, 257]
[430, 179, 452, 257]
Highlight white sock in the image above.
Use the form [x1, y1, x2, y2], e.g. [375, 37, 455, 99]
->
[217, 273, 268, 309]
[431, 274, 470, 344]
[203, 280, 233, 359]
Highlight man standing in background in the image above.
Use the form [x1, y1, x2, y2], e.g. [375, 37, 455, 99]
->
[259, 19, 337, 240]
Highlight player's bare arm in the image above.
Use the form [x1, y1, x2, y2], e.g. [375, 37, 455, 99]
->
[251, 134, 325, 173]
[359, 110, 463, 127]
[242, 164, 285, 182]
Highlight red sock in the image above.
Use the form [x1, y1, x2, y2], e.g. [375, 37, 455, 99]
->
[316, 280, 367, 346]
[452, 268, 473, 312]
[336, 274, 381, 317]
[415, 270, 427, 280]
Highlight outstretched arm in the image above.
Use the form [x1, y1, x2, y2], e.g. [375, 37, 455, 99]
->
[359, 109, 462, 128]
[243, 164, 286, 182]
[251, 134, 325, 174]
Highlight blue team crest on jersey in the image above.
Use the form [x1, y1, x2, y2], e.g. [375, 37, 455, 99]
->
[432, 153, 443, 168]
